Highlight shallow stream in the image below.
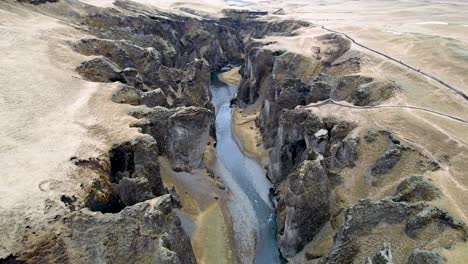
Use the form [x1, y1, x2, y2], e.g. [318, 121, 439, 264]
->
[210, 73, 281, 264]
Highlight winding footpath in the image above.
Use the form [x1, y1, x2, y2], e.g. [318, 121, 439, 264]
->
[299, 99, 468, 124]
[320, 26, 468, 101]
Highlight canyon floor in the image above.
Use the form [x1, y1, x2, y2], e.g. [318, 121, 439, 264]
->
[0, 0, 467, 264]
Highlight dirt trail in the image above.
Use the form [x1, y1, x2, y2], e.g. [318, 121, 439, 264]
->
[320, 26, 468, 101]
[300, 99, 468, 124]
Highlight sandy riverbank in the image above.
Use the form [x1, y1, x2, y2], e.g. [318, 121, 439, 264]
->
[159, 155, 236, 264]
[231, 108, 269, 168]
[219, 66, 242, 86]
[218, 68, 270, 167]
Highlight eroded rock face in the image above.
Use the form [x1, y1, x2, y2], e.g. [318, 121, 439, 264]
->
[267, 108, 358, 186]
[134, 106, 213, 172]
[168, 107, 213, 171]
[109, 136, 164, 205]
[277, 154, 330, 258]
[266, 108, 359, 256]
[67, 195, 195, 264]
[84, 136, 164, 213]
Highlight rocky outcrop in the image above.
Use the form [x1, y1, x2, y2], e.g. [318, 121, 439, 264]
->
[67, 196, 195, 264]
[408, 249, 445, 264]
[324, 199, 465, 263]
[76, 57, 124, 83]
[20, 195, 195, 264]
[141, 88, 167, 107]
[393, 176, 441, 203]
[133, 106, 213, 172]
[111, 84, 141, 105]
[371, 143, 402, 177]
[366, 242, 393, 264]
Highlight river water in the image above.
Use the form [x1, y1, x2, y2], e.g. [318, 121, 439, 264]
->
[210, 73, 281, 264]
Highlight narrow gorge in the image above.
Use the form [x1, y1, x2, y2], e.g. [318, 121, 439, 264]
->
[2, 1, 468, 264]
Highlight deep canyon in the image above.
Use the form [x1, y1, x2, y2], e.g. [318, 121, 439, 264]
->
[1, 0, 468, 264]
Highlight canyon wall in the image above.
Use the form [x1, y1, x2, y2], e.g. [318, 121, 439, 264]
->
[3, 1, 312, 262]
[236, 20, 466, 263]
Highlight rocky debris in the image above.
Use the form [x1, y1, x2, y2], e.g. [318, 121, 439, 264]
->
[366, 242, 393, 264]
[405, 206, 465, 238]
[407, 249, 445, 264]
[66, 195, 195, 264]
[276, 153, 330, 258]
[134, 106, 213, 172]
[76, 57, 124, 83]
[371, 143, 402, 177]
[393, 176, 441, 203]
[324, 199, 465, 263]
